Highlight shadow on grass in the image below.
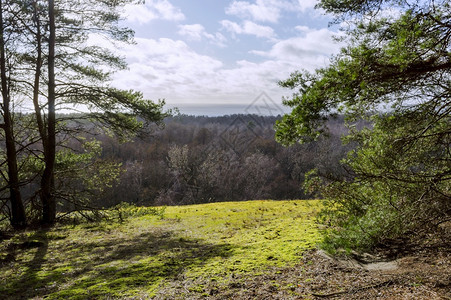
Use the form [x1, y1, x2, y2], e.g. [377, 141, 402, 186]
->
[2, 228, 237, 299]
[0, 229, 51, 298]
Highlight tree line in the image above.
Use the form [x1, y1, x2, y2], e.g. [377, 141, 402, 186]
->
[2, 112, 353, 226]
[93, 114, 353, 207]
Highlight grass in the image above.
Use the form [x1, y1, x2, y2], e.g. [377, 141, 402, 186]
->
[0, 200, 321, 299]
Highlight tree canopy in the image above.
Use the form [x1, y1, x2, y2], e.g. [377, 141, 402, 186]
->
[276, 0, 450, 250]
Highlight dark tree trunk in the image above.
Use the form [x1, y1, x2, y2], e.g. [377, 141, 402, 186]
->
[40, 0, 56, 225]
[32, 1, 47, 146]
[0, 2, 26, 229]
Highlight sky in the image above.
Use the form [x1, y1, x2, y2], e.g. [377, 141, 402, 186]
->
[111, 0, 342, 116]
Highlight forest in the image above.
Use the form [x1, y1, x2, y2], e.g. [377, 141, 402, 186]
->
[96, 114, 352, 207]
[0, 0, 447, 253]
[1, 110, 354, 225]
[0, 0, 450, 298]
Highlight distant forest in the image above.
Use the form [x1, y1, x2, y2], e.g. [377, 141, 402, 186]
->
[88, 114, 354, 207]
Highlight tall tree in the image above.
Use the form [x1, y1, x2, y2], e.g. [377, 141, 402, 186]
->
[39, 0, 56, 224]
[36, 0, 167, 224]
[276, 0, 450, 250]
[0, 0, 26, 228]
[0, 0, 167, 225]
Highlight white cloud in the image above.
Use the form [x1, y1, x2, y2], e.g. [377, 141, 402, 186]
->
[178, 24, 204, 41]
[225, 0, 319, 23]
[295, 25, 310, 33]
[294, 0, 318, 12]
[178, 24, 227, 46]
[109, 20, 343, 112]
[251, 27, 343, 69]
[221, 20, 276, 39]
[226, 0, 282, 23]
[111, 32, 340, 109]
[112, 37, 281, 105]
[112, 38, 225, 101]
[123, 0, 185, 24]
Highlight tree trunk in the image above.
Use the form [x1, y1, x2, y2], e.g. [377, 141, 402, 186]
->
[32, 1, 47, 147]
[0, 2, 26, 229]
[40, 0, 56, 225]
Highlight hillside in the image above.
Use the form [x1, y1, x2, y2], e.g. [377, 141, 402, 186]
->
[1, 200, 449, 299]
[0, 200, 321, 299]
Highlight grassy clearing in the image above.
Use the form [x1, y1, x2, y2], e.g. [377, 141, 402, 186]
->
[0, 200, 321, 299]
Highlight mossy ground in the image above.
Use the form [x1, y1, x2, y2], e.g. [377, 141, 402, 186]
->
[0, 200, 321, 299]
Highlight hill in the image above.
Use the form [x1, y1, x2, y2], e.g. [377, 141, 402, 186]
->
[0, 200, 321, 299]
[1, 199, 449, 299]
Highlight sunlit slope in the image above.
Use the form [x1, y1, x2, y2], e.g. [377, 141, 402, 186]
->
[0, 200, 321, 299]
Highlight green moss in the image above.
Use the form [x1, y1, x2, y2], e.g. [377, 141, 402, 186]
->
[0, 200, 321, 299]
